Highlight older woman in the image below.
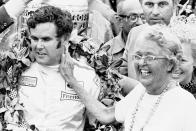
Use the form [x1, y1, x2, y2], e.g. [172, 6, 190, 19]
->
[59, 25, 196, 131]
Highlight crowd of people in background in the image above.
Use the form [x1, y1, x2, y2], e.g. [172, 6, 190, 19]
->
[0, 0, 196, 131]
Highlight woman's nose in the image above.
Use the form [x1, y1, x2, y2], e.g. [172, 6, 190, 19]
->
[138, 58, 147, 65]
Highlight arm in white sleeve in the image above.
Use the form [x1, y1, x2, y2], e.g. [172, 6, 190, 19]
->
[69, 78, 116, 124]
[88, 0, 116, 22]
[4, 0, 31, 19]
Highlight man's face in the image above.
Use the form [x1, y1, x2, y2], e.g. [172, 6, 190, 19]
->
[29, 22, 64, 66]
[120, 2, 145, 34]
[141, 0, 174, 25]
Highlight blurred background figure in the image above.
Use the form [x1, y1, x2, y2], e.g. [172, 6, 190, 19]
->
[102, 0, 145, 75]
[171, 15, 196, 98]
[0, 0, 32, 50]
[177, 39, 196, 98]
[18, 0, 119, 44]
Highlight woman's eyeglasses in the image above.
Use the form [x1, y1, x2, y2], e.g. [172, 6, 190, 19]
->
[119, 14, 146, 23]
[132, 54, 168, 64]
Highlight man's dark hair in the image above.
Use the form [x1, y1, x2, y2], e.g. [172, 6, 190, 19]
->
[27, 5, 73, 40]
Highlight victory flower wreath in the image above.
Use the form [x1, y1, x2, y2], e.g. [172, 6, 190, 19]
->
[68, 32, 125, 131]
[0, 30, 39, 131]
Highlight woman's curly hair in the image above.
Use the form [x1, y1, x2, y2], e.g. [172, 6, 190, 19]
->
[139, 25, 183, 73]
[27, 5, 73, 40]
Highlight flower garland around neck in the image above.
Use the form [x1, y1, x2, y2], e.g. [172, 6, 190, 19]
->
[0, 30, 39, 131]
[129, 80, 178, 131]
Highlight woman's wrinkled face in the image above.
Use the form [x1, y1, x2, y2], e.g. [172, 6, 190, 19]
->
[173, 42, 194, 84]
[133, 38, 170, 92]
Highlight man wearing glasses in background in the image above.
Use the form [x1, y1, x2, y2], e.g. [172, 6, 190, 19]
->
[122, 0, 179, 79]
[102, 0, 145, 76]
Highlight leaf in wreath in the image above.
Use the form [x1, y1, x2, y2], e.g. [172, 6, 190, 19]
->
[95, 60, 103, 67]
[7, 66, 13, 79]
[4, 110, 13, 123]
[0, 88, 6, 95]
[21, 57, 31, 67]
[101, 125, 116, 131]
[98, 42, 105, 50]
[109, 59, 123, 69]
[100, 55, 109, 67]
[107, 79, 113, 85]
[5, 96, 12, 107]
[12, 46, 29, 60]
[17, 109, 24, 123]
[12, 110, 20, 124]
[0, 59, 7, 70]
[98, 45, 110, 53]
[98, 66, 107, 74]
[6, 123, 27, 131]
[9, 89, 18, 100]
[101, 98, 114, 107]
[70, 44, 77, 50]
[14, 104, 24, 111]
[82, 38, 100, 54]
[114, 92, 124, 101]
[107, 68, 122, 80]
[95, 45, 110, 59]
[0, 108, 7, 114]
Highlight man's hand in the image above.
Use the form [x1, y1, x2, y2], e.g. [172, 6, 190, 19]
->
[59, 45, 76, 84]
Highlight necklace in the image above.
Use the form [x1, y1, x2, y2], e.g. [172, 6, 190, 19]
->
[129, 81, 175, 131]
